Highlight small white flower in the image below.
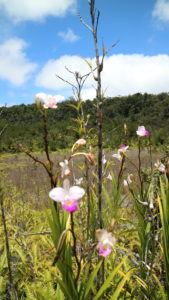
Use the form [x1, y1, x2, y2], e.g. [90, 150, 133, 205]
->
[107, 173, 112, 181]
[102, 154, 107, 165]
[154, 160, 165, 173]
[74, 177, 83, 185]
[124, 174, 133, 187]
[112, 152, 122, 161]
[113, 145, 128, 161]
[59, 160, 71, 177]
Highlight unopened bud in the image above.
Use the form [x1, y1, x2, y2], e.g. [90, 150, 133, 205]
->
[124, 123, 127, 135]
[72, 139, 86, 152]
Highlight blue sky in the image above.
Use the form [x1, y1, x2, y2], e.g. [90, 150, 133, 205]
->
[0, 0, 169, 106]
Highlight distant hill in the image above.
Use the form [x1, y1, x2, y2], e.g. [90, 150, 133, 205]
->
[0, 93, 169, 153]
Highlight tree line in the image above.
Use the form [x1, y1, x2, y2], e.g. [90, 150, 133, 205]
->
[0, 92, 168, 153]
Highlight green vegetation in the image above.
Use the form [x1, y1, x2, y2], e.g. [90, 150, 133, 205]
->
[0, 92, 169, 153]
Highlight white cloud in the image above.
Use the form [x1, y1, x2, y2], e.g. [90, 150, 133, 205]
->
[35, 55, 91, 90]
[35, 54, 169, 99]
[152, 0, 169, 22]
[58, 28, 79, 43]
[0, 38, 37, 86]
[0, 0, 76, 23]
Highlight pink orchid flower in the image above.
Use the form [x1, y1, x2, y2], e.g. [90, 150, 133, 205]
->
[96, 229, 116, 258]
[136, 126, 149, 136]
[36, 93, 64, 109]
[49, 179, 85, 213]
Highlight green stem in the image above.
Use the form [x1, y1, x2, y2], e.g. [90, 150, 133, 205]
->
[70, 213, 81, 286]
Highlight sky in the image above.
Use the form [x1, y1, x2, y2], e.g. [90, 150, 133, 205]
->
[1, 0, 169, 106]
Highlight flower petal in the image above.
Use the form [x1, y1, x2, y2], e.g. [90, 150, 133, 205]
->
[98, 245, 112, 257]
[69, 186, 85, 201]
[49, 187, 65, 202]
[62, 199, 78, 212]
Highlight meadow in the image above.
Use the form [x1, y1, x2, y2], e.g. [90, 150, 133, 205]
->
[0, 144, 169, 299]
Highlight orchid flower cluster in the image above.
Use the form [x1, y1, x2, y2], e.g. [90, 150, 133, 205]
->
[48, 125, 150, 259]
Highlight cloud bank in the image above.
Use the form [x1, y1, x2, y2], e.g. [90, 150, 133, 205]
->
[0, 0, 76, 22]
[152, 0, 169, 22]
[0, 38, 37, 86]
[35, 54, 169, 99]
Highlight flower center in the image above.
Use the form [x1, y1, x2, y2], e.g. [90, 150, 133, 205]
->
[64, 199, 73, 207]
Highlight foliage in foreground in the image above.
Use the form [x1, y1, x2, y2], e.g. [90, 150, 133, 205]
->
[0, 147, 169, 299]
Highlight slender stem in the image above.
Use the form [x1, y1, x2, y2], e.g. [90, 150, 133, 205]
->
[89, 0, 104, 287]
[117, 155, 125, 189]
[90, 0, 103, 230]
[42, 111, 51, 162]
[70, 213, 81, 285]
[138, 139, 143, 198]
[85, 158, 91, 240]
[148, 135, 153, 175]
[126, 156, 139, 172]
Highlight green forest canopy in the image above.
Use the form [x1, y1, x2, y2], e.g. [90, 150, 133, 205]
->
[0, 92, 169, 153]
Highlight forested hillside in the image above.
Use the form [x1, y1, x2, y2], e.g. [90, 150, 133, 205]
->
[0, 92, 169, 152]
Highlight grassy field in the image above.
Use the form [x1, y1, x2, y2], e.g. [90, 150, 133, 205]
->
[0, 149, 168, 299]
[0, 150, 162, 207]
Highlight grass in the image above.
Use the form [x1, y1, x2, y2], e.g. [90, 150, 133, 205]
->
[0, 149, 168, 299]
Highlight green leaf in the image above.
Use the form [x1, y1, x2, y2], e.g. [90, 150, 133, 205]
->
[110, 269, 135, 300]
[93, 255, 128, 300]
[83, 260, 103, 300]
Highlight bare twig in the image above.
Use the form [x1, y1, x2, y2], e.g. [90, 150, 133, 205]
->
[19, 144, 56, 188]
[77, 11, 93, 32]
